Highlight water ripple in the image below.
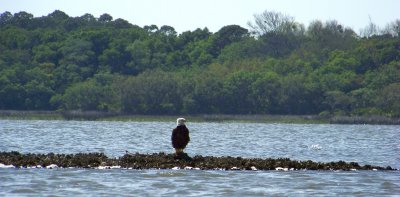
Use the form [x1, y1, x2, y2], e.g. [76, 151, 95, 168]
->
[0, 120, 399, 196]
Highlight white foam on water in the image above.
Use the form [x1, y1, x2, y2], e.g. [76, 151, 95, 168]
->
[309, 144, 322, 150]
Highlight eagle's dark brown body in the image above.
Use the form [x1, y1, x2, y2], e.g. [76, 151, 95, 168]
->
[171, 125, 190, 150]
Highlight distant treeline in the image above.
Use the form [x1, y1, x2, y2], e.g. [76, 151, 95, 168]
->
[0, 10, 399, 117]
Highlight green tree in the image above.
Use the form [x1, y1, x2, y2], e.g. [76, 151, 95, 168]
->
[217, 38, 259, 62]
[111, 18, 132, 28]
[0, 66, 26, 109]
[12, 11, 34, 29]
[125, 40, 152, 74]
[251, 71, 281, 113]
[323, 90, 353, 114]
[222, 71, 259, 114]
[213, 25, 249, 52]
[247, 10, 301, 36]
[0, 10, 399, 116]
[306, 20, 357, 52]
[61, 73, 121, 111]
[120, 70, 180, 114]
[0, 11, 13, 26]
[376, 83, 400, 117]
[55, 38, 96, 88]
[99, 13, 113, 23]
[158, 25, 177, 36]
[23, 66, 55, 109]
[279, 74, 316, 114]
[188, 63, 228, 113]
[349, 88, 377, 115]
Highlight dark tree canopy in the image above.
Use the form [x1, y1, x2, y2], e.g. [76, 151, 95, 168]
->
[99, 13, 113, 22]
[0, 10, 399, 117]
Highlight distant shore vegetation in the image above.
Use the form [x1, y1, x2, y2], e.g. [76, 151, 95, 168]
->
[0, 10, 399, 118]
[1, 110, 399, 125]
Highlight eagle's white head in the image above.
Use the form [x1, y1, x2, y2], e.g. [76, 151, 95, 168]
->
[176, 118, 186, 126]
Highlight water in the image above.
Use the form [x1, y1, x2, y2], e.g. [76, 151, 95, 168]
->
[0, 120, 399, 196]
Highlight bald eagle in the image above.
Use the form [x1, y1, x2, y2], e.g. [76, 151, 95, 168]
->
[171, 118, 190, 154]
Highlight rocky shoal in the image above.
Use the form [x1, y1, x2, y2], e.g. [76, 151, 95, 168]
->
[0, 151, 396, 171]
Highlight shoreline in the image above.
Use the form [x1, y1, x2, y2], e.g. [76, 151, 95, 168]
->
[0, 152, 396, 171]
[0, 110, 399, 125]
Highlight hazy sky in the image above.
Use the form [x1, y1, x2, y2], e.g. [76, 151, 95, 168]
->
[1, 0, 399, 33]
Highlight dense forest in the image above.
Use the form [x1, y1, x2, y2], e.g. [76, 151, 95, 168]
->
[0, 10, 399, 117]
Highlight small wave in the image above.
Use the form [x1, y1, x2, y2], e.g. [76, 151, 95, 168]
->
[157, 171, 188, 177]
[309, 144, 322, 150]
[11, 188, 36, 194]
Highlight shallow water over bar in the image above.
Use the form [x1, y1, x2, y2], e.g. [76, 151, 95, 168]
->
[0, 120, 399, 196]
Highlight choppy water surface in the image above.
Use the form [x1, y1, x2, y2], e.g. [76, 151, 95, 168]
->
[0, 120, 399, 196]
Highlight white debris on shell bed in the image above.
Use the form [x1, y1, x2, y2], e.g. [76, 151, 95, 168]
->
[27, 165, 43, 169]
[0, 163, 394, 171]
[46, 164, 59, 169]
[0, 163, 15, 168]
[275, 167, 289, 171]
[97, 165, 121, 169]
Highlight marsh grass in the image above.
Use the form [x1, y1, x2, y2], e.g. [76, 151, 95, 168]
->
[0, 110, 398, 124]
[96, 114, 329, 124]
[330, 116, 400, 125]
[0, 110, 63, 120]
